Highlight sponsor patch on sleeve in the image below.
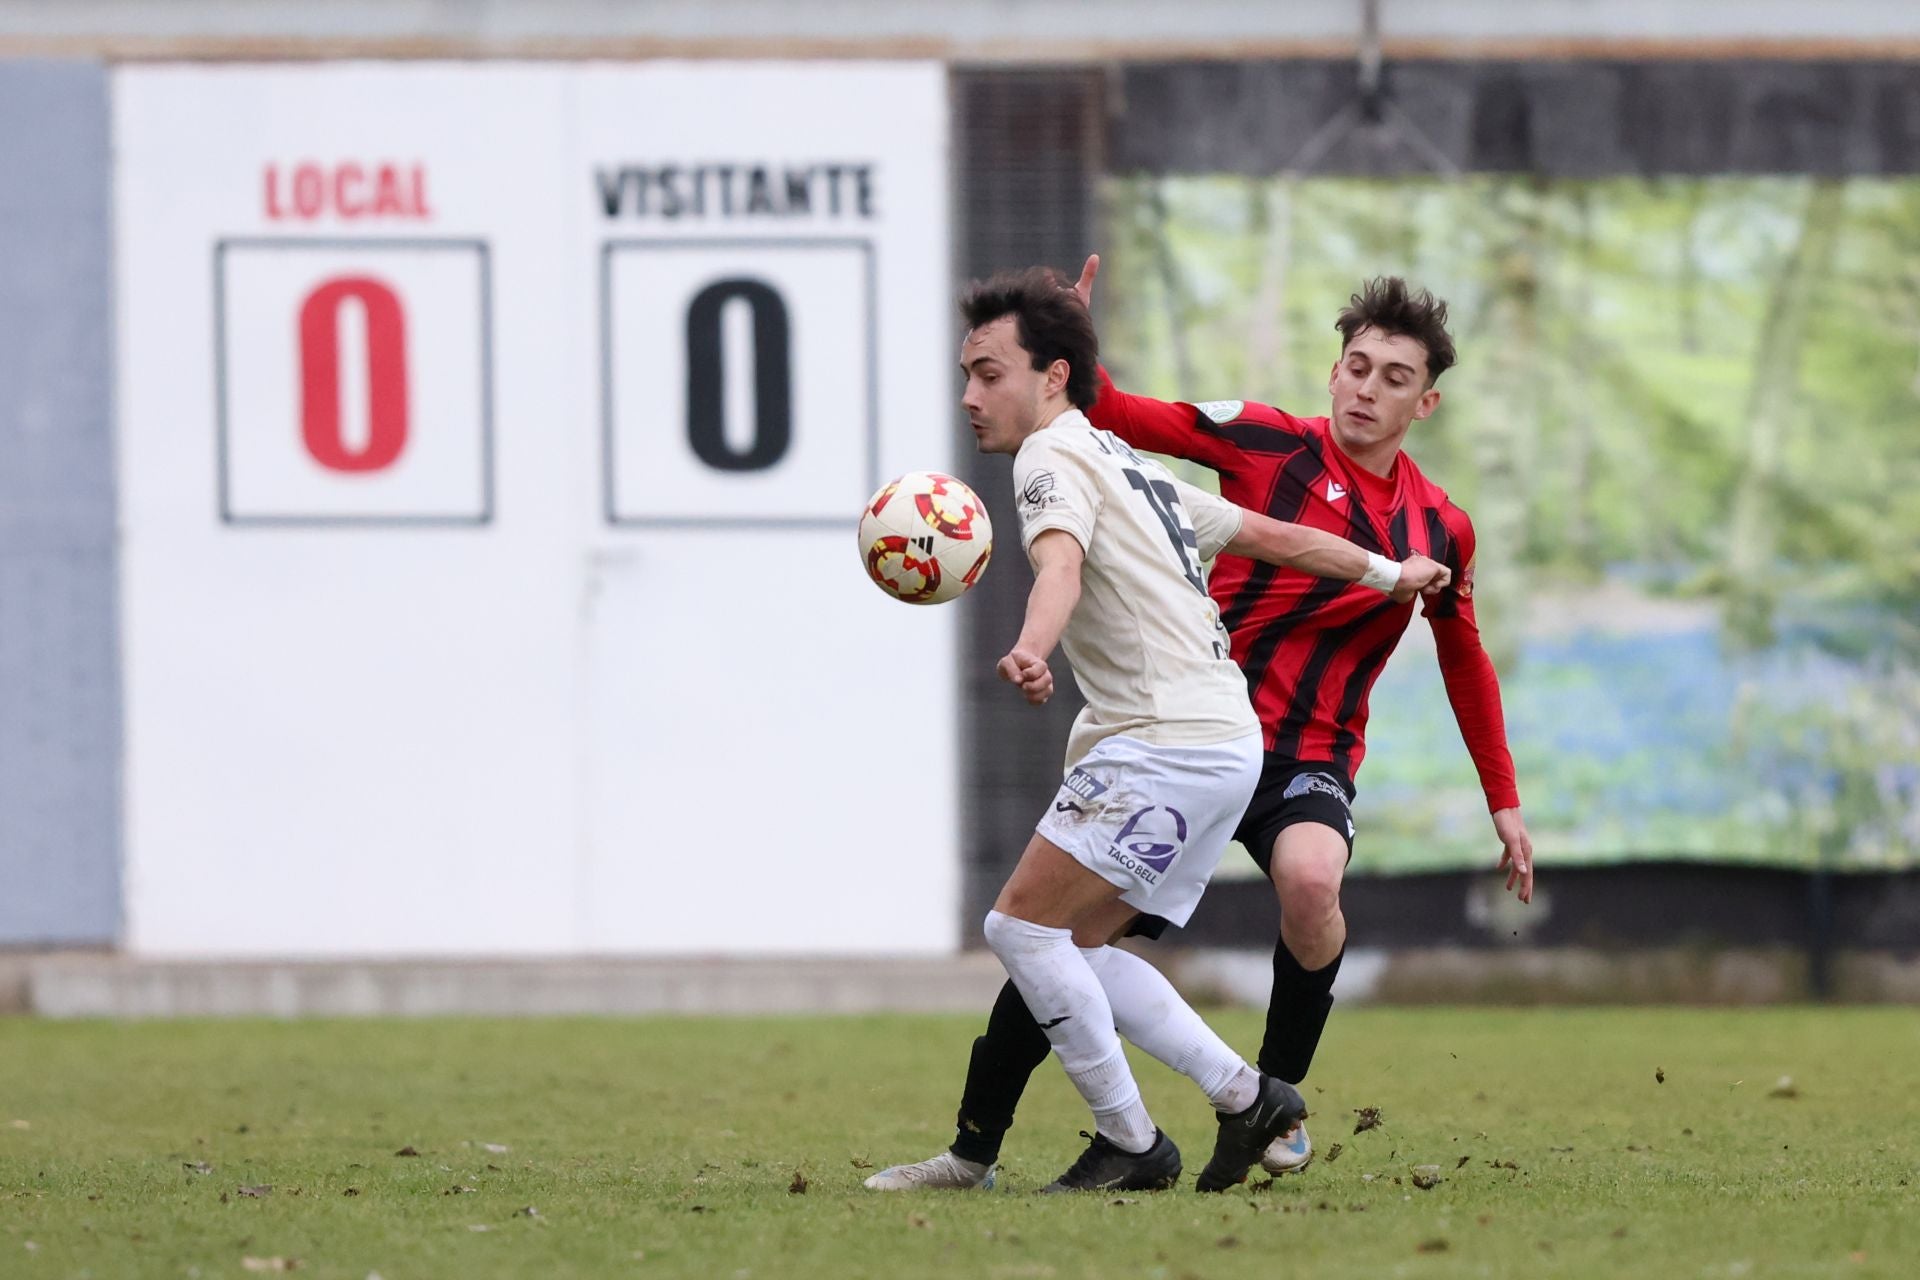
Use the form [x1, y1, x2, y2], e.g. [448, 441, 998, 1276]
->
[1192, 400, 1245, 425]
[1019, 469, 1061, 510]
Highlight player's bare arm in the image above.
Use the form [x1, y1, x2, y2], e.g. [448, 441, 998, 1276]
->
[1224, 511, 1450, 603]
[997, 528, 1084, 706]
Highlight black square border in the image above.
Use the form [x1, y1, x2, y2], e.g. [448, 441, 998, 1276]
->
[600, 236, 878, 530]
[213, 236, 495, 528]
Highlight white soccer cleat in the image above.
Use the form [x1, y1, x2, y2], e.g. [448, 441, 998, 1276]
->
[863, 1151, 997, 1191]
[1260, 1121, 1313, 1175]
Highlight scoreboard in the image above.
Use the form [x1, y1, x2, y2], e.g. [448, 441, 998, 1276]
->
[113, 64, 959, 955]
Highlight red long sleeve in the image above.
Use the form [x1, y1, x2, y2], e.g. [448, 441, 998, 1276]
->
[1087, 367, 1246, 473]
[1424, 512, 1521, 812]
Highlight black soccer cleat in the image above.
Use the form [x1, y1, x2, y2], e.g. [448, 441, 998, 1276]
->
[1038, 1128, 1182, 1193]
[1194, 1075, 1309, 1192]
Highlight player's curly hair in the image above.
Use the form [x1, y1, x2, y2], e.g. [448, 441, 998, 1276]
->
[1335, 277, 1457, 384]
[959, 267, 1099, 409]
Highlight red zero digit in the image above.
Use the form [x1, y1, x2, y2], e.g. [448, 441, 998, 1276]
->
[299, 276, 408, 472]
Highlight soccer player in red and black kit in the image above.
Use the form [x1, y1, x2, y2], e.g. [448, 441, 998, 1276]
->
[866, 258, 1534, 1192]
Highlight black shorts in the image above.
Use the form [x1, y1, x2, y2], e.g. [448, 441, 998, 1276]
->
[1234, 758, 1357, 876]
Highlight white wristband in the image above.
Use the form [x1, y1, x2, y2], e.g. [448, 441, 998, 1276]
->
[1359, 552, 1401, 594]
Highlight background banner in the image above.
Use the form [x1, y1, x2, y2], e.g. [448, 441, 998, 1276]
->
[1101, 174, 1920, 873]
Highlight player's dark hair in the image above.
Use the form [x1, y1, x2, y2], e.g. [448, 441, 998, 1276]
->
[1335, 276, 1457, 384]
[959, 267, 1099, 409]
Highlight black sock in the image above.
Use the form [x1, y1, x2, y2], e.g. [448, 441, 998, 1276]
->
[950, 979, 1052, 1165]
[1257, 941, 1344, 1084]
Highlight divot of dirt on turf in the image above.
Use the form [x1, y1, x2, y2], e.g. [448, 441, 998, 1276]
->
[1352, 1107, 1383, 1134]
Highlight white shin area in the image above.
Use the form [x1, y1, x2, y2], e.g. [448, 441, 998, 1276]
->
[1080, 944, 1260, 1114]
[982, 910, 1157, 1152]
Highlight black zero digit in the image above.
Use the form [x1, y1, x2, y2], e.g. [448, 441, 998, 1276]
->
[685, 277, 792, 472]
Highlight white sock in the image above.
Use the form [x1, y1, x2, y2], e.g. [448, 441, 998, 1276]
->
[983, 910, 1157, 1152]
[1081, 945, 1262, 1114]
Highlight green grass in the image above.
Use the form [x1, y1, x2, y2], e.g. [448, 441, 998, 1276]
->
[3, 1008, 1918, 1279]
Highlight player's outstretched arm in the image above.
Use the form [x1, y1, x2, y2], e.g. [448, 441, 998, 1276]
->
[1224, 510, 1449, 603]
[998, 529, 1084, 706]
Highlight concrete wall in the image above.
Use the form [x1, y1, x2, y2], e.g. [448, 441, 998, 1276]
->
[0, 59, 121, 946]
[0, 0, 1914, 54]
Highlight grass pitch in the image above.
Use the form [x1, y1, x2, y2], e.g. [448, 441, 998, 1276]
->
[3, 1007, 1917, 1279]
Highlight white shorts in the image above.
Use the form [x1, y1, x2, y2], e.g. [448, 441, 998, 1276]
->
[1033, 732, 1262, 928]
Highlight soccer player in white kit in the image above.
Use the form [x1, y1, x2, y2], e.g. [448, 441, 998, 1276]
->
[916, 267, 1451, 1193]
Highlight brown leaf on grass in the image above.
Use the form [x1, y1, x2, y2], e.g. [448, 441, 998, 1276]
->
[1655, 1068, 1666, 1083]
[1456, 1156, 1471, 1169]
[1416, 1239, 1449, 1254]
[788, 1172, 809, 1195]
[394, 1146, 420, 1157]
[240, 1258, 299, 1272]
[1323, 1143, 1344, 1164]
[688, 1205, 709, 1214]
[849, 1158, 874, 1170]
[907, 1212, 932, 1229]
[1490, 1159, 1521, 1171]
[1352, 1107, 1383, 1135]
[1215, 1236, 1240, 1249]
[236, 1185, 273, 1198]
[1477, 1214, 1494, 1227]
[1611, 1226, 1628, 1238]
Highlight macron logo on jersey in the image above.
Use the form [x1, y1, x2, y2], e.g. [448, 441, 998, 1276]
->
[1326, 480, 1348, 502]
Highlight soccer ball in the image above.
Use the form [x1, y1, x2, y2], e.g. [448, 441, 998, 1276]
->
[858, 471, 993, 604]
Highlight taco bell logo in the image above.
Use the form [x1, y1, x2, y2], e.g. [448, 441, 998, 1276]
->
[1105, 806, 1188, 879]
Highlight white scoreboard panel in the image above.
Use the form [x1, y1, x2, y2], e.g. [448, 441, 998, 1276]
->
[114, 63, 958, 956]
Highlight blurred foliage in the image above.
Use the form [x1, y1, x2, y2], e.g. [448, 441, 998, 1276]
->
[1100, 175, 1920, 870]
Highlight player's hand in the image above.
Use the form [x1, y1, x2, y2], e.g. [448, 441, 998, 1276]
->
[1071, 253, 1100, 311]
[1390, 554, 1451, 602]
[1492, 807, 1534, 903]
[997, 648, 1054, 705]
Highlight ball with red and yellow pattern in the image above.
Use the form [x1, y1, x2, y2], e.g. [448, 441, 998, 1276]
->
[857, 471, 993, 605]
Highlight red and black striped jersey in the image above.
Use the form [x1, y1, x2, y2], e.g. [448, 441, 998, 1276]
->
[1088, 368, 1521, 812]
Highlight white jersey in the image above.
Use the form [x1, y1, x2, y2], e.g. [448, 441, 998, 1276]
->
[1013, 409, 1258, 763]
